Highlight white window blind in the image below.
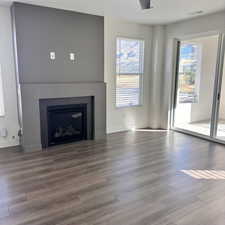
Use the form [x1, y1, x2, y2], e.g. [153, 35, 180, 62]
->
[116, 38, 144, 108]
[0, 65, 5, 116]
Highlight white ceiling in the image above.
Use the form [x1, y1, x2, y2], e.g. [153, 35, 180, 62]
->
[0, 0, 225, 24]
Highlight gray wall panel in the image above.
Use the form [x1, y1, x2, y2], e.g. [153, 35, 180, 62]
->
[12, 2, 104, 83]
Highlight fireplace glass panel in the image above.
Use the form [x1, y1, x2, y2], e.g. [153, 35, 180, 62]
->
[47, 104, 87, 146]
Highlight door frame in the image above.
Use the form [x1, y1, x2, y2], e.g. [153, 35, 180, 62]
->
[170, 32, 225, 144]
[211, 34, 225, 138]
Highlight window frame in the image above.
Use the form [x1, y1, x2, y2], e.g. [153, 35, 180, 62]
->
[115, 37, 145, 109]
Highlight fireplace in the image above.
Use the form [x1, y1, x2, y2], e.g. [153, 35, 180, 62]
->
[40, 97, 94, 148]
[47, 104, 87, 146]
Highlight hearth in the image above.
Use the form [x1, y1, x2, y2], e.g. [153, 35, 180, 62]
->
[47, 104, 87, 146]
[39, 97, 94, 148]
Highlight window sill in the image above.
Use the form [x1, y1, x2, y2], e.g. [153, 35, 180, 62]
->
[115, 104, 143, 109]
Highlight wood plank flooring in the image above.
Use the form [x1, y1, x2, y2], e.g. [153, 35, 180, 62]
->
[0, 130, 225, 225]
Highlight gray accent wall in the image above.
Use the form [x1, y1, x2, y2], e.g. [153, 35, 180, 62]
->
[12, 2, 104, 83]
[12, 3, 106, 151]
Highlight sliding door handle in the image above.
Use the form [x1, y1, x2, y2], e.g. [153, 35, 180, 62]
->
[217, 92, 221, 101]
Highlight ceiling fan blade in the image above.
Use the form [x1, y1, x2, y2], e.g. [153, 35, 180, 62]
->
[139, 0, 152, 10]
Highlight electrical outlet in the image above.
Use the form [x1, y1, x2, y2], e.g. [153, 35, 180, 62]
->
[0, 128, 8, 137]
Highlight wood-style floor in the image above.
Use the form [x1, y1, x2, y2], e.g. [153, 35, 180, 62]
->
[0, 130, 225, 225]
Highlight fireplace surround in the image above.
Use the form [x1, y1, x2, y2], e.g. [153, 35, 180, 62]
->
[17, 82, 106, 152]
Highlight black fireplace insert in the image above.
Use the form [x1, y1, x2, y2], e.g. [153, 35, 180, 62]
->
[47, 104, 87, 146]
[40, 97, 94, 148]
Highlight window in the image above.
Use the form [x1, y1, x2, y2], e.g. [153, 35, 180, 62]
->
[0, 65, 5, 116]
[178, 43, 201, 103]
[116, 38, 144, 108]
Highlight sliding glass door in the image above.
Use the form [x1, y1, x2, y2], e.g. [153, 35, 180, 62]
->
[173, 35, 220, 136]
[172, 34, 225, 142]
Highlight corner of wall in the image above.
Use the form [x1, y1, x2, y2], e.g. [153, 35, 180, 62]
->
[149, 25, 167, 129]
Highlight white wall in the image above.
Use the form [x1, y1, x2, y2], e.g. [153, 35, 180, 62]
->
[105, 17, 152, 133]
[149, 26, 166, 129]
[162, 11, 225, 129]
[0, 6, 20, 148]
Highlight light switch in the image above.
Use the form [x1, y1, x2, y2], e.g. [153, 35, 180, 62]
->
[70, 53, 76, 62]
[50, 52, 55, 60]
